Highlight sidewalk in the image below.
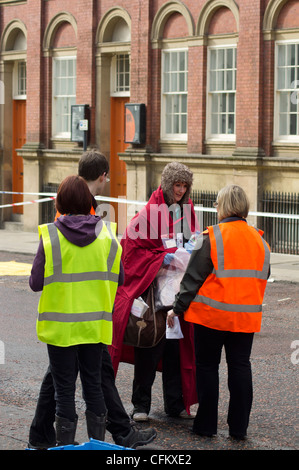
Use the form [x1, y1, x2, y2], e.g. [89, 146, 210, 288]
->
[0, 228, 299, 282]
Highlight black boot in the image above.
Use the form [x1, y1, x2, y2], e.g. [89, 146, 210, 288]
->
[55, 415, 77, 446]
[86, 410, 107, 442]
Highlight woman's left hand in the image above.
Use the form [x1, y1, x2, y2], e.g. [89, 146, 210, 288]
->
[167, 309, 176, 328]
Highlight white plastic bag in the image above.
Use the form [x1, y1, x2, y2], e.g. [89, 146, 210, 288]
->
[154, 248, 191, 310]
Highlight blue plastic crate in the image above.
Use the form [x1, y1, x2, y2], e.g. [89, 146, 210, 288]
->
[48, 438, 133, 450]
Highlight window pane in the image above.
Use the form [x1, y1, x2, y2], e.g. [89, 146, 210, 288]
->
[179, 72, 185, 92]
[68, 60, 73, 76]
[173, 94, 179, 112]
[228, 114, 234, 134]
[61, 60, 66, 77]
[290, 93, 297, 112]
[114, 54, 130, 93]
[218, 49, 224, 69]
[220, 93, 226, 112]
[179, 51, 185, 71]
[164, 53, 170, 73]
[278, 45, 285, 66]
[227, 49, 233, 69]
[172, 52, 177, 71]
[226, 70, 233, 90]
[53, 58, 76, 137]
[166, 95, 172, 114]
[212, 94, 218, 113]
[181, 114, 187, 133]
[217, 70, 224, 90]
[280, 92, 289, 112]
[61, 78, 66, 95]
[276, 41, 299, 138]
[208, 47, 236, 136]
[173, 114, 179, 133]
[278, 68, 285, 90]
[286, 67, 295, 88]
[288, 44, 296, 66]
[162, 50, 188, 136]
[221, 114, 226, 133]
[279, 113, 287, 135]
[290, 113, 297, 134]
[210, 70, 216, 91]
[210, 49, 217, 69]
[211, 113, 218, 134]
[181, 94, 187, 113]
[228, 93, 235, 112]
[171, 73, 177, 92]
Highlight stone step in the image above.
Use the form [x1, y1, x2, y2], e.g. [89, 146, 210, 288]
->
[3, 221, 24, 232]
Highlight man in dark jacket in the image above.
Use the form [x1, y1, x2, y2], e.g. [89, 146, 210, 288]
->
[28, 149, 157, 449]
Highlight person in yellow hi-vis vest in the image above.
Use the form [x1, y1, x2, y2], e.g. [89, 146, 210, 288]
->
[30, 175, 122, 446]
[167, 184, 271, 441]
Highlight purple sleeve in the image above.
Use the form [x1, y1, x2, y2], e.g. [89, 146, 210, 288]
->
[29, 238, 45, 292]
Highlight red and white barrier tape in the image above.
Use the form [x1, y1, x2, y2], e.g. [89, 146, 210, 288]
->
[0, 196, 55, 209]
[0, 191, 299, 219]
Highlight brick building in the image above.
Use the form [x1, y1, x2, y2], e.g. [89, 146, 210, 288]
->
[0, 0, 298, 231]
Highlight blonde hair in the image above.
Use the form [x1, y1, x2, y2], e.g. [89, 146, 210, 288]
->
[216, 185, 249, 221]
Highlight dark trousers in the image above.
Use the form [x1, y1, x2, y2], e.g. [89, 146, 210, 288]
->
[29, 346, 131, 446]
[132, 337, 185, 416]
[193, 324, 254, 436]
[47, 342, 106, 421]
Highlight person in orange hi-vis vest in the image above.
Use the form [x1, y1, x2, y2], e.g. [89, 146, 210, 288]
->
[167, 184, 270, 441]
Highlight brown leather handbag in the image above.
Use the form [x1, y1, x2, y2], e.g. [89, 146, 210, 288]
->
[123, 283, 167, 348]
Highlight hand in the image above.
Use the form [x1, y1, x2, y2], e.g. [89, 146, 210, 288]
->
[167, 309, 176, 328]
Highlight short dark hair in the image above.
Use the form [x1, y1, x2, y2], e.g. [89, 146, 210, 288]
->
[78, 149, 109, 181]
[55, 175, 92, 215]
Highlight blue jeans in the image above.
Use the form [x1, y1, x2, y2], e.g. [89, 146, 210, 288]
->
[193, 324, 254, 436]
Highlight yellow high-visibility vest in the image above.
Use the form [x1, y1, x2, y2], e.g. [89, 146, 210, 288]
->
[36, 220, 122, 347]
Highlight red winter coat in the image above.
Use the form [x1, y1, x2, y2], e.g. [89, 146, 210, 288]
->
[109, 186, 199, 412]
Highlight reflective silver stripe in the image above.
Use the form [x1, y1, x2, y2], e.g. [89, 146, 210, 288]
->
[45, 223, 119, 285]
[194, 295, 262, 313]
[44, 271, 119, 286]
[38, 311, 112, 323]
[212, 224, 270, 280]
[105, 222, 119, 272]
[48, 223, 62, 270]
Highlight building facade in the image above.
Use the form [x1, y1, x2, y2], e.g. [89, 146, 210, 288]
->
[0, 0, 299, 231]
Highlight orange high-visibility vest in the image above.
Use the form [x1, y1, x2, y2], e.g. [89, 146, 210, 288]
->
[184, 221, 271, 333]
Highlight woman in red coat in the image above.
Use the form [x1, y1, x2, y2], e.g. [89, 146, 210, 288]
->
[109, 162, 199, 422]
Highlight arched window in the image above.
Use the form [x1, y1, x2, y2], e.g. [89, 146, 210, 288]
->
[198, 2, 239, 144]
[43, 13, 77, 141]
[152, 1, 194, 146]
[271, 1, 299, 142]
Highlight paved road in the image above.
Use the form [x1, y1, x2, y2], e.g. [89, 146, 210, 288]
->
[0, 249, 298, 458]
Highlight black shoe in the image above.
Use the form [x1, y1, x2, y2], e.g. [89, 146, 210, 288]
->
[114, 427, 157, 449]
[229, 433, 246, 441]
[192, 428, 216, 438]
[27, 441, 56, 450]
